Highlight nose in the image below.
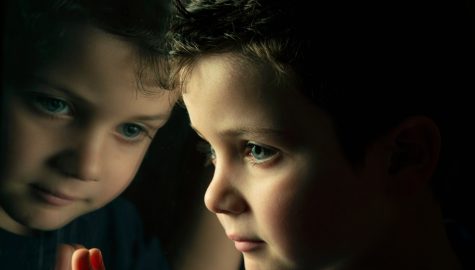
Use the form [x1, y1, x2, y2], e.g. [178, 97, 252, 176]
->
[204, 162, 247, 215]
[49, 127, 104, 182]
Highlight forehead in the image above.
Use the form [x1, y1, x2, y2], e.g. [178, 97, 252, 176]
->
[42, 25, 137, 79]
[183, 53, 339, 145]
[184, 53, 285, 103]
[184, 53, 281, 116]
[29, 25, 176, 116]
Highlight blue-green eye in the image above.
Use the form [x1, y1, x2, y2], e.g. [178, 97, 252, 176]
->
[196, 141, 216, 166]
[206, 146, 216, 166]
[34, 96, 71, 115]
[118, 123, 146, 139]
[246, 142, 279, 163]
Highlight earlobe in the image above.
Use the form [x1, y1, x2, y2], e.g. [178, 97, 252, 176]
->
[387, 116, 441, 193]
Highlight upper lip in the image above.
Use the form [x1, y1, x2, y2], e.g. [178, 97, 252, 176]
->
[32, 184, 79, 201]
[227, 234, 264, 242]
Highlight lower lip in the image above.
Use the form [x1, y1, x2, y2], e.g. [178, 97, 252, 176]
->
[32, 186, 76, 207]
[234, 241, 264, 252]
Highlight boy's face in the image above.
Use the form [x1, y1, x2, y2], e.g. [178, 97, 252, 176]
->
[0, 26, 175, 234]
[183, 54, 392, 270]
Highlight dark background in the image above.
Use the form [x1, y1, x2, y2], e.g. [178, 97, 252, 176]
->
[1, 0, 474, 269]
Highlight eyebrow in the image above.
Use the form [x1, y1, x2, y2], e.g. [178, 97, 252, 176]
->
[190, 125, 287, 139]
[33, 76, 171, 122]
[133, 113, 171, 122]
[33, 76, 92, 105]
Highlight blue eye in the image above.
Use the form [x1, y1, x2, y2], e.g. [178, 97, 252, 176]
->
[246, 142, 279, 163]
[34, 96, 71, 115]
[207, 146, 216, 165]
[118, 124, 145, 139]
[196, 141, 216, 166]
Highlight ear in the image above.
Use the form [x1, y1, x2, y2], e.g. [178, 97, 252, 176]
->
[386, 116, 441, 195]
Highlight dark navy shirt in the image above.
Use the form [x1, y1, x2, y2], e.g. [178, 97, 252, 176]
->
[0, 197, 169, 270]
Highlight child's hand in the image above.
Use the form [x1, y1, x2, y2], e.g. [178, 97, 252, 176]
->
[72, 248, 105, 270]
[55, 244, 105, 270]
[55, 243, 84, 270]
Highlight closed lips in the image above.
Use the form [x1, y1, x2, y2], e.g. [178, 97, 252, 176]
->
[31, 184, 79, 203]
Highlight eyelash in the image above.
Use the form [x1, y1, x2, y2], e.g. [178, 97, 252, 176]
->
[244, 142, 280, 166]
[197, 141, 216, 167]
[116, 123, 154, 144]
[27, 92, 154, 144]
[30, 94, 74, 119]
[196, 141, 280, 167]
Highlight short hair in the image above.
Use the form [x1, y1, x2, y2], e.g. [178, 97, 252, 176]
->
[3, 0, 172, 89]
[165, 0, 474, 212]
[167, 0, 470, 158]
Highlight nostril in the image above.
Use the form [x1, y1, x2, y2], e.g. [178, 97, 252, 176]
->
[63, 171, 77, 178]
[47, 151, 99, 182]
[68, 172, 98, 182]
[59, 169, 98, 182]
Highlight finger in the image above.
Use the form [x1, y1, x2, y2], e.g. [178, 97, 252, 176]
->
[55, 244, 76, 270]
[71, 244, 86, 250]
[72, 248, 91, 270]
[89, 248, 106, 270]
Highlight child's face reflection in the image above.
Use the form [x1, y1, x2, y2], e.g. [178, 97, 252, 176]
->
[183, 54, 392, 270]
[0, 26, 175, 234]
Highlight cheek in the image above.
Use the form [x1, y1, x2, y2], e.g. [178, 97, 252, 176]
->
[257, 163, 374, 265]
[254, 169, 312, 263]
[2, 113, 58, 179]
[90, 147, 146, 206]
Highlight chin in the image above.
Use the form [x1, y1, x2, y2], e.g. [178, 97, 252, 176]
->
[19, 211, 78, 232]
[244, 258, 288, 270]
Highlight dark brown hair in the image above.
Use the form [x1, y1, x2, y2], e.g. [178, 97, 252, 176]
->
[3, 0, 172, 89]
[165, 0, 474, 214]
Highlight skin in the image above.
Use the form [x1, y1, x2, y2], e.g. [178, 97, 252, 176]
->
[62, 52, 461, 270]
[180, 53, 390, 269]
[56, 247, 105, 270]
[180, 53, 458, 270]
[0, 25, 176, 235]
